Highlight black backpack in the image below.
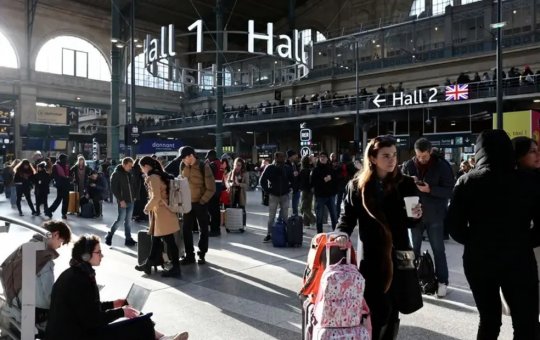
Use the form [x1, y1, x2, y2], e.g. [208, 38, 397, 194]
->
[417, 250, 437, 295]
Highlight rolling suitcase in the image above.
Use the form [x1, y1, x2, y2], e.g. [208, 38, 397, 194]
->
[67, 191, 79, 214]
[137, 230, 152, 265]
[287, 215, 303, 247]
[271, 218, 287, 247]
[225, 208, 245, 233]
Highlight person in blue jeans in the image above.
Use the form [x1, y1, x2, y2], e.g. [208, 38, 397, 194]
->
[310, 152, 338, 233]
[402, 138, 455, 298]
[105, 157, 137, 247]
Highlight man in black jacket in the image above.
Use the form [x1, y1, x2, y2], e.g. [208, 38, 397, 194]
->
[310, 152, 338, 233]
[259, 152, 293, 243]
[105, 158, 137, 247]
[402, 138, 454, 298]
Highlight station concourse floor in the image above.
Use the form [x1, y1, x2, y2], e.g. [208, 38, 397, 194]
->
[0, 189, 514, 340]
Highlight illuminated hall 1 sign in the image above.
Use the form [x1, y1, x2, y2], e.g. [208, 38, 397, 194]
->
[143, 20, 313, 85]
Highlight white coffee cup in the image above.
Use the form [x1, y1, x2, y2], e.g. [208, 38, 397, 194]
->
[404, 196, 420, 218]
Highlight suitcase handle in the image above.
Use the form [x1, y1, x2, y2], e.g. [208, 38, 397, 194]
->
[325, 241, 352, 265]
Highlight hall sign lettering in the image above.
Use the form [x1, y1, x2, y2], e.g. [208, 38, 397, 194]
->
[372, 88, 439, 108]
[144, 21, 312, 75]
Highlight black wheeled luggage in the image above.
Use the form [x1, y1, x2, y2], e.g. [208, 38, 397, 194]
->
[287, 215, 303, 247]
[137, 230, 152, 265]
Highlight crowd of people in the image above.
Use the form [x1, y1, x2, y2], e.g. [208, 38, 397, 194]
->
[1, 156, 111, 218]
[1, 130, 540, 339]
[136, 64, 540, 128]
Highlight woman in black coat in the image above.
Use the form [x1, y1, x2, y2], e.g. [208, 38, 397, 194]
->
[13, 159, 37, 216]
[335, 136, 422, 340]
[446, 130, 540, 339]
[46, 234, 188, 340]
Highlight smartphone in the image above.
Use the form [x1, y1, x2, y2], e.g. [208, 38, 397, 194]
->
[415, 180, 426, 186]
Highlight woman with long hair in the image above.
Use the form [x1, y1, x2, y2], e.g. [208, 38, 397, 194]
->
[13, 159, 37, 216]
[335, 135, 422, 339]
[135, 156, 181, 278]
[225, 157, 249, 226]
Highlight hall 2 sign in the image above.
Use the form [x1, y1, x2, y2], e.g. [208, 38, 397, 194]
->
[144, 20, 312, 69]
[372, 88, 439, 108]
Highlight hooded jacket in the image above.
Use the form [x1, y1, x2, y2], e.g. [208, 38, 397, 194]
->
[110, 164, 135, 204]
[445, 129, 540, 252]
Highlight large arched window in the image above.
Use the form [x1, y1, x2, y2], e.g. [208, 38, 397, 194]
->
[128, 53, 182, 92]
[0, 31, 18, 68]
[35, 36, 110, 81]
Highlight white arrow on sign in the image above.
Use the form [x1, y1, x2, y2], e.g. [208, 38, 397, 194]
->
[373, 95, 386, 108]
[132, 138, 138, 145]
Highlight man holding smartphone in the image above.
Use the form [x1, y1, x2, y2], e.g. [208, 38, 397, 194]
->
[402, 138, 455, 298]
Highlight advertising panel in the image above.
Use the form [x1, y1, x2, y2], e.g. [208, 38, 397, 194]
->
[531, 111, 540, 144]
[36, 106, 67, 124]
[493, 111, 531, 139]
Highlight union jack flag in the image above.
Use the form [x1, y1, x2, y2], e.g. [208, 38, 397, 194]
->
[445, 84, 469, 101]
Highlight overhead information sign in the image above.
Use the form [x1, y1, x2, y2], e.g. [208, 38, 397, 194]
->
[372, 84, 469, 108]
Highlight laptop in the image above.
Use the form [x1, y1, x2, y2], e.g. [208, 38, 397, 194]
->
[125, 283, 151, 312]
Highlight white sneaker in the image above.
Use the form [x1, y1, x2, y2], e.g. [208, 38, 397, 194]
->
[437, 283, 448, 298]
[160, 332, 189, 340]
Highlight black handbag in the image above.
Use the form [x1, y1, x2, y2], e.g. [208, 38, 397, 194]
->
[391, 249, 423, 314]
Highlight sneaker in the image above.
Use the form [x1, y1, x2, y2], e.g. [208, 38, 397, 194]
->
[263, 235, 271, 243]
[125, 239, 137, 247]
[437, 283, 448, 298]
[180, 257, 196, 265]
[160, 332, 189, 340]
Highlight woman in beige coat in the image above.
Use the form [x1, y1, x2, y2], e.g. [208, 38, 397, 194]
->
[135, 156, 181, 278]
[225, 158, 249, 226]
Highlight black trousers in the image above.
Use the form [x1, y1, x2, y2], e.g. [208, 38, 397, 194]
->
[148, 233, 179, 267]
[364, 284, 400, 340]
[464, 250, 539, 340]
[91, 198, 102, 216]
[16, 186, 35, 214]
[95, 313, 155, 340]
[35, 193, 49, 214]
[183, 203, 209, 258]
[49, 187, 69, 215]
[208, 182, 222, 233]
